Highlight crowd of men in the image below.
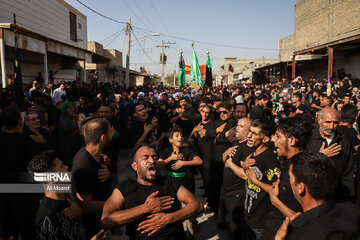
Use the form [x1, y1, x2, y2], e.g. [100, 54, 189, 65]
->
[1, 68, 360, 240]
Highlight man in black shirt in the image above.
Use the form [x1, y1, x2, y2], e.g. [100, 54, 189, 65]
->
[275, 152, 360, 240]
[212, 102, 237, 211]
[306, 107, 354, 200]
[249, 94, 267, 119]
[71, 118, 113, 239]
[336, 104, 360, 150]
[101, 145, 203, 240]
[264, 117, 311, 240]
[241, 119, 279, 240]
[291, 92, 310, 116]
[130, 103, 153, 147]
[28, 150, 81, 240]
[222, 117, 252, 239]
[190, 105, 216, 207]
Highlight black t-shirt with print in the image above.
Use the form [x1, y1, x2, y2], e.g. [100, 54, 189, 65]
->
[244, 148, 280, 229]
[34, 196, 80, 240]
[263, 156, 302, 240]
[117, 176, 185, 240]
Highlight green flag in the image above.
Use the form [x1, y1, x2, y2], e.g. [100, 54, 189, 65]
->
[190, 47, 203, 87]
[178, 54, 185, 87]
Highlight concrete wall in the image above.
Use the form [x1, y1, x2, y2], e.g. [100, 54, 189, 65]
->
[294, 0, 360, 51]
[104, 49, 123, 67]
[0, 0, 87, 50]
[279, 34, 295, 62]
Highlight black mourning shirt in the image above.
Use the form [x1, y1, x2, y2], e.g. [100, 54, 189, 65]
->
[264, 155, 302, 240]
[34, 196, 80, 240]
[222, 141, 252, 199]
[160, 146, 197, 174]
[71, 147, 112, 238]
[195, 120, 216, 163]
[288, 201, 360, 240]
[244, 148, 280, 229]
[117, 176, 185, 240]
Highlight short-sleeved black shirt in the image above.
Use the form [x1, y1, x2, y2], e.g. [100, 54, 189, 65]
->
[71, 147, 112, 238]
[160, 146, 197, 174]
[34, 196, 80, 240]
[264, 155, 302, 239]
[244, 148, 280, 229]
[117, 176, 185, 240]
[222, 141, 252, 199]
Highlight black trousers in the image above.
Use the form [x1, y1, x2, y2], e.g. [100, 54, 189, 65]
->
[222, 195, 251, 240]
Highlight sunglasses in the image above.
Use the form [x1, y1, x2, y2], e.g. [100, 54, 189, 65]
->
[219, 111, 229, 115]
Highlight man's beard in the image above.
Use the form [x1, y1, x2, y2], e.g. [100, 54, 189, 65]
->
[139, 168, 157, 183]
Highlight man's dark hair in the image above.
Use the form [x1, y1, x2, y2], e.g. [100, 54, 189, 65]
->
[202, 105, 212, 112]
[130, 144, 156, 163]
[235, 103, 249, 114]
[167, 126, 183, 139]
[293, 92, 302, 101]
[251, 118, 275, 137]
[277, 117, 312, 150]
[84, 118, 110, 145]
[283, 103, 297, 117]
[134, 103, 145, 112]
[180, 97, 189, 102]
[218, 102, 232, 111]
[28, 150, 57, 173]
[291, 152, 338, 201]
[340, 104, 358, 124]
[1, 106, 21, 130]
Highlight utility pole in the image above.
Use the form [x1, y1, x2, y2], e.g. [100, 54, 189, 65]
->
[125, 17, 131, 88]
[173, 69, 176, 87]
[157, 40, 175, 84]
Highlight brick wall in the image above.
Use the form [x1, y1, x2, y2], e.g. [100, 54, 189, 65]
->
[294, 0, 360, 51]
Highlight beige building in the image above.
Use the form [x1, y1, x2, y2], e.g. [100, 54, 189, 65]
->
[0, 0, 93, 87]
[87, 41, 155, 87]
[278, 0, 360, 80]
[216, 58, 278, 85]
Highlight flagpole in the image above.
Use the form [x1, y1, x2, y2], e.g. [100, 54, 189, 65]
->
[13, 14, 25, 111]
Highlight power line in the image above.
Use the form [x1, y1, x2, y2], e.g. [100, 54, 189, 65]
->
[132, 0, 159, 32]
[99, 28, 125, 43]
[74, 0, 280, 51]
[131, 28, 158, 64]
[120, 0, 152, 32]
[74, 0, 127, 24]
[104, 30, 124, 48]
[149, 0, 171, 35]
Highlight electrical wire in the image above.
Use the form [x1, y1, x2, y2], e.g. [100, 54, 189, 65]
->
[132, 0, 159, 32]
[131, 28, 158, 64]
[73, 0, 280, 51]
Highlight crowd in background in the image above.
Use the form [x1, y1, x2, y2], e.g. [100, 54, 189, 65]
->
[0, 67, 360, 240]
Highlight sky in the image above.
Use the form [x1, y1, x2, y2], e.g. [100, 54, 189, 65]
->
[65, 0, 295, 76]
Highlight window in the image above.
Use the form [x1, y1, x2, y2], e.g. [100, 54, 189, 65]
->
[70, 12, 77, 41]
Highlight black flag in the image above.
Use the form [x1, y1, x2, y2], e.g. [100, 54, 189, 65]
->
[205, 54, 212, 87]
[13, 14, 25, 111]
